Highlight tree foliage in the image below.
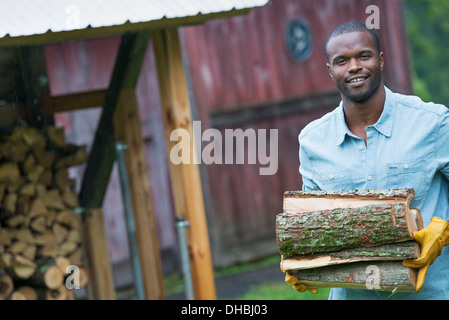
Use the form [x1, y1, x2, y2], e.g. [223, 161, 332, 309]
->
[404, 0, 449, 106]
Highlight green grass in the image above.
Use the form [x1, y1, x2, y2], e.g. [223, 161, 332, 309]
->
[163, 255, 330, 300]
[233, 282, 330, 300]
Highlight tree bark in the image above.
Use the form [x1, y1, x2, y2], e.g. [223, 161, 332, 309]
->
[277, 203, 417, 257]
[281, 241, 420, 271]
[289, 261, 417, 292]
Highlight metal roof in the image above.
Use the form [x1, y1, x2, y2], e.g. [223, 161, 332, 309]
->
[0, 0, 269, 46]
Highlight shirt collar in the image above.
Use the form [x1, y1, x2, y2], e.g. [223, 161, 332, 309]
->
[334, 86, 395, 145]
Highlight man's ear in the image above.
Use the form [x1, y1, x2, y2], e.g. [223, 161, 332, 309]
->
[327, 63, 334, 80]
[379, 52, 384, 71]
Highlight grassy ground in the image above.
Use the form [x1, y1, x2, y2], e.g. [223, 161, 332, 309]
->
[164, 255, 330, 300]
[234, 282, 330, 300]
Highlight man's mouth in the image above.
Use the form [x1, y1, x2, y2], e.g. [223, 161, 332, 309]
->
[347, 75, 368, 84]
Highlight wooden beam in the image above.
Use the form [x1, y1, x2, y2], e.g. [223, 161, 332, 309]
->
[79, 31, 150, 210]
[114, 89, 164, 299]
[18, 45, 54, 129]
[153, 28, 217, 300]
[83, 208, 116, 300]
[38, 89, 107, 115]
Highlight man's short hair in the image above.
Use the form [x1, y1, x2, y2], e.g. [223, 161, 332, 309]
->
[325, 21, 381, 60]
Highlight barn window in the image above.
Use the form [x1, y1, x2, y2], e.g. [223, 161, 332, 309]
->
[284, 18, 313, 62]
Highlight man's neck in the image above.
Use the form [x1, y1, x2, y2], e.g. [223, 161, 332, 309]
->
[342, 85, 386, 144]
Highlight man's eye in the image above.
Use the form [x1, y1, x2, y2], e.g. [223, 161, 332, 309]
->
[336, 59, 345, 65]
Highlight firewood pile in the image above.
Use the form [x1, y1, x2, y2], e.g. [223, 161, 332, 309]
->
[277, 189, 423, 292]
[0, 125, 89, 300]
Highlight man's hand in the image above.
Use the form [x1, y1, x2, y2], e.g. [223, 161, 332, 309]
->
[282, 268, 319, 294]
[403, 217, 449, 292]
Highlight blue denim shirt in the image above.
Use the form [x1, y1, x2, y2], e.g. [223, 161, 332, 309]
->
[298, 87, 449, 299]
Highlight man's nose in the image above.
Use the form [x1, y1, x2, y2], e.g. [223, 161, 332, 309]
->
[348, 58, 362, 73]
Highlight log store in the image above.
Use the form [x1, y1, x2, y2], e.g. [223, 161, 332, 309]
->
[0, 0, 269, 300]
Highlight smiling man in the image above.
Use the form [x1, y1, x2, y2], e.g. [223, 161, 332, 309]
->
[286, 21, 449, 300]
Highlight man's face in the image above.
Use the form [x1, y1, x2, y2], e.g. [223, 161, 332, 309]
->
[326, 31, 384, 103]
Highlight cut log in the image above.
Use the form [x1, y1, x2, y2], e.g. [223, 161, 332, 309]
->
[55, 210, 79, 229]
[289, 261, 417, 292]
[44, 126, 66, 148]
[0, 162, 20, 184]
[43, 189, 65, 210]
[62, 191, 80, 208]
[281, 241, 420, 271]
[24, 258, 64, 290]
[54, 169, 70, 192]
[44, 285, 70, 300]
[277, 189, 423, 258]
[30, 216, 47, 234]
[0, 271, 14, 300]
[28, 198, 47, 218]
[10, 285, 37, 300]
[9, 254, 37, 280]
[54, 146, 88, 169]
[277, 204, 420, 257]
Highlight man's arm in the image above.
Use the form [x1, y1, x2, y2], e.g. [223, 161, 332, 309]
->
[299, 139, 320, 191]
[402, 108, 449, 292]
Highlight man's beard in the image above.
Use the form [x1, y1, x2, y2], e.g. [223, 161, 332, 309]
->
[337, 70, 382, 103]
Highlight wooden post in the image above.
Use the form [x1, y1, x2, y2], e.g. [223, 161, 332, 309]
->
[114, 89, 165, 300]
[79, 31, 150, 210]
[83, 209, 116, 300]
[19, 45, 54, 129]
[153, 28, 216, 300]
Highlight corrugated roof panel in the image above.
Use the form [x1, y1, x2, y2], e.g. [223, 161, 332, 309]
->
[0, 0, 269, 39]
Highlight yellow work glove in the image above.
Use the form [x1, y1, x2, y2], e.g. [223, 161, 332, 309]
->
[282, 267, 319, 294]
[403, 217, 449, 292]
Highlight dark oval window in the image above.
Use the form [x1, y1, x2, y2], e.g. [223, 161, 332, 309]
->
[284, 18, 313, 62]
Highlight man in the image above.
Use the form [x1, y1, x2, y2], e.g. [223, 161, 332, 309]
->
[285, 21, 449, 299]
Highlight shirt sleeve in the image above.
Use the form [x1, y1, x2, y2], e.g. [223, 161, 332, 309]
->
[437, 108, 449, 179]
[298, 134, 320, 191]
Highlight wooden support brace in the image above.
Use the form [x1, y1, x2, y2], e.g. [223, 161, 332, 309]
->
[153, 28, 216, 300]
[114, 89, 164, 300]
[83, 209, 116, 300]
[79, 31, 150, 210]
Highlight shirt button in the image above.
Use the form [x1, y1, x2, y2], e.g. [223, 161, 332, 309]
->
[329, 174, 334, 179]
[358, 146, 363, 151]
[404, 164, 409, 169]
[368, 176, 373, 181]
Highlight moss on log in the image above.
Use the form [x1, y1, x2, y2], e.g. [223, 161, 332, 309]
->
[276, 203, 414, 257]
[281, 241, 419, 271]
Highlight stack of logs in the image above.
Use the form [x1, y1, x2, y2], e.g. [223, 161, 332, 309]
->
[0, 125, 89, 300]
[277, 189, 423, 292]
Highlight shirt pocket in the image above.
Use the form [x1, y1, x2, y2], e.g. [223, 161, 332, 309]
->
[317, 168, 352, 191]
[385, 159, 427, 206]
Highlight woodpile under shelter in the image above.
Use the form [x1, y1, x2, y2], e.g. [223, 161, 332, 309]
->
[0, 0, 269, 300]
